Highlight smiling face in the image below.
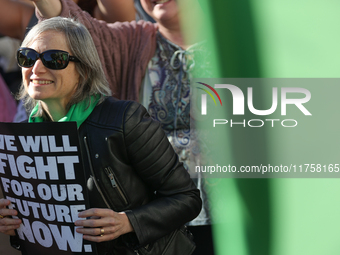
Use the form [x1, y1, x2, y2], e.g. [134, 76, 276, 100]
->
[140, 0, 179, 25]
[22, 31, 80, 111]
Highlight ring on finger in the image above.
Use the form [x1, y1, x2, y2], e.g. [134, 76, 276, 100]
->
[0, 214, 3, 219]
[100, 228, 104, 237]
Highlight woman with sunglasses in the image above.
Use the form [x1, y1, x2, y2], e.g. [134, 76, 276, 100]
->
[0, 16, 201, 255]
[28, 1, 214, 255]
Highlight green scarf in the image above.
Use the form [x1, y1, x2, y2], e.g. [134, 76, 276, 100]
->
[28, 95, 100, 128]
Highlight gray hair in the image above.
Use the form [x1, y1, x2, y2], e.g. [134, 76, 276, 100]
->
[18, 16, 111, 114]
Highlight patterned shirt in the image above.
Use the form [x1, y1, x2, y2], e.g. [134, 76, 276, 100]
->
[140, 32, 212, 226]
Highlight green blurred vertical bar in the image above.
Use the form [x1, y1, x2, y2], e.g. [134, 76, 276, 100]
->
[250, 1, 340, 255]
[179, 0, 271, 255]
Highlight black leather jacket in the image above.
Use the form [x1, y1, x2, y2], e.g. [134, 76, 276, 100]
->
[77, 97, 202, 254]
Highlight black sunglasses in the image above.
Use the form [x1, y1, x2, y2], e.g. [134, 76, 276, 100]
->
[17, 47, 80, 70]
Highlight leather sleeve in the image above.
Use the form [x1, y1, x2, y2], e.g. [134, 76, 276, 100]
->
[122, 102, 202, 246]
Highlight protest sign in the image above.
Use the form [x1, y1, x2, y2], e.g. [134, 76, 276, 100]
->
[0, 122, 97, 255]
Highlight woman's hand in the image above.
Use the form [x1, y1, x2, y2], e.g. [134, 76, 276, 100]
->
[0, 198, 22, 236]
[75, 208, 134, 242]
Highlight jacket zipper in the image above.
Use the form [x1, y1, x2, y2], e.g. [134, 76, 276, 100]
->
[104, 167, 128, 205]
[84, 137, 142, 255]
[83, 136, 111, 208]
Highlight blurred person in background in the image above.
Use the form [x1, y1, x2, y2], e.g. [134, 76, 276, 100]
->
[0, 73, 16, 122]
